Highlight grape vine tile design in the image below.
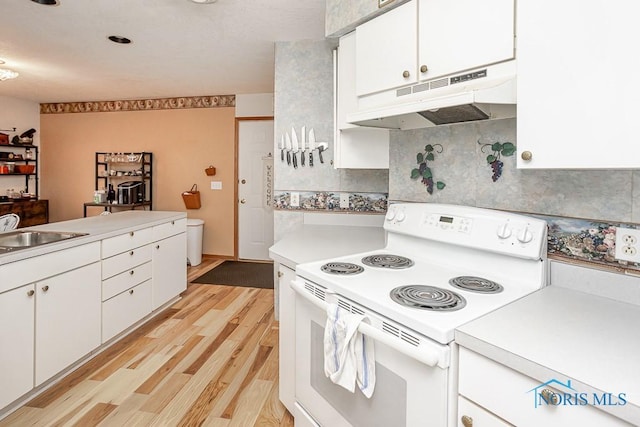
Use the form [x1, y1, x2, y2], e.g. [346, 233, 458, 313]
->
[410, 144, 445, 194]
[478, 140, 516, 182]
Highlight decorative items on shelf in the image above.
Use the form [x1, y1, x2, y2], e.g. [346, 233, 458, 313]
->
[279, 126, 328, 168]
[205, 165, 216, 176]
[478, 139, 516, 182]
[410, 144, 445, 194]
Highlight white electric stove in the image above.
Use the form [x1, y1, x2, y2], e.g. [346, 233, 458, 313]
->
[291, 203, 548, 427]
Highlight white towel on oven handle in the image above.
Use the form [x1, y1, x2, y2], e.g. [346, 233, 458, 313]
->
[324, 304, 376, 398]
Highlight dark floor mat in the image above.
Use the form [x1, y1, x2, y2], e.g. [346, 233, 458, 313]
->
[192, 261, 274, 289]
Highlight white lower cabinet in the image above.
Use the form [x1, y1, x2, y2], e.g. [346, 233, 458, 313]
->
[152, 231, 186, 310]
[0, 284, 35, 409]
[277, 263, 296, 413]
[458, 347, 632, 426]
[35, 262, 101, 386]
[102, 280, 153, 342]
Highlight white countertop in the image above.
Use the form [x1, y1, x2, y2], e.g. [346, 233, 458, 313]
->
[268, 224, 386, 269]
[0, 210, 186, 266]
[456, 285, 640, 424]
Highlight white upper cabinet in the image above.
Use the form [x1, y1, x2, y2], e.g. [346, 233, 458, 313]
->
[335, 31, 390, 169]
[355, 0, 515, 97]
[517, 0, 640, 169]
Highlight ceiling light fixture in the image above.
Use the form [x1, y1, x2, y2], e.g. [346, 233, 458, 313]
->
[189, 0, 218, 3]
[108, 35, 132, 44]
[31, 0, 59, 5]
[0, 69, 19, 81]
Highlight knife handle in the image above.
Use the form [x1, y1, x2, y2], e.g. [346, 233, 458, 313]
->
[281, 149, 284, 162]
[301, 151, 305, 166]
[318, 148, 324, 164]
[293, 152, 298, 168]
[309, 152, 314, 167]
[286, 151, 291, 165]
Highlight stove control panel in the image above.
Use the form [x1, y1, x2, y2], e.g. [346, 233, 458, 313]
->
[384, 203, 548, 260]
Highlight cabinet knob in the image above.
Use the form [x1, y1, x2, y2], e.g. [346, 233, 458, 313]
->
[541, 388, 560, 405]
[42, 285, 49, 292]
[402, 70, 410, 78]
[129, 289, 134, 295]
[130, 231, 135, 237]
[521, 150, 533, 161]
[420, 64, 428, 73]
[27, 290, 35, 297]
[171, 220, 175, 225]
[130, 270, 135, 275]
[130, 250, 134, 256]
[461, 415, 473, 427]
[156, 244, 160, 249]
[277, 271, 283, 278]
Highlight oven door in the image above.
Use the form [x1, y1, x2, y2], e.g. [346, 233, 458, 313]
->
[292, 279, 453, 427]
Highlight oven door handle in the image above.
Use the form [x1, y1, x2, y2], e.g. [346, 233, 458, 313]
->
[291, 279, 449, 369]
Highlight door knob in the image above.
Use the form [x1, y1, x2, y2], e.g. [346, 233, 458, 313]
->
[240, 199, 246, 204]
[241, 179, 246, 184]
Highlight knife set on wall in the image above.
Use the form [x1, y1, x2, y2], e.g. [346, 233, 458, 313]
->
[279, 126, 328, 168]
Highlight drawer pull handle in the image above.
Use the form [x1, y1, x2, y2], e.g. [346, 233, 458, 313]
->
[130, 231, 135, 237]
[27, 290, 35, 297]
[277, 271, 283, 278]
[541, 388, 560, 405]
[130, 270, 135, 275]
[129, 289, 134, 295]
[461, 415, 473, 427]
[42, 285, 49, 292]
[130, 250, 134, 256]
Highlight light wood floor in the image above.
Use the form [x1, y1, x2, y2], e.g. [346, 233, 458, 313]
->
[0, 257, 294, 427]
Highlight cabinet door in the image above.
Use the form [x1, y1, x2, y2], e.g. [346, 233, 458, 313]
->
[355, 0, 417, 96]
[517, 0, 640, 169]
[418, 0, 514, 82]
[277, 263, 296, 413]
[0, 284, 35, 409]
[152, 232, 187, 310]
[35, 262, 101, 386]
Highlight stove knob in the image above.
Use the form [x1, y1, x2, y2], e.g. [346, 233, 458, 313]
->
[385, 209, 396, 221]
[496, 223, 512, 239]
[517, 226, 533, 243]
[395, 210, 406, 222]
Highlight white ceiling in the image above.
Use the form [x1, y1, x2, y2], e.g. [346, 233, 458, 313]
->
[0, 0, 326, 103]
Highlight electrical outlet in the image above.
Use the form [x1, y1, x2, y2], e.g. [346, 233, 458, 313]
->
[340, 193, 350, 209]
[614, 227, 640, 263]
[290, 192, 300, 207]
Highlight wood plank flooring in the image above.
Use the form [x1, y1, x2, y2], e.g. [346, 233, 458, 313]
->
[0, 258, 294, 427]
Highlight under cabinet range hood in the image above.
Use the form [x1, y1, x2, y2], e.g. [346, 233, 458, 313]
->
[347, 62, 517, 130]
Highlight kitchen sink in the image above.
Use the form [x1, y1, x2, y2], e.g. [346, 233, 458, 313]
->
[0, 230, 88, 251]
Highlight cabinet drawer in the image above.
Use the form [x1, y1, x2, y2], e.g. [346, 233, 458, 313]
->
[102, 279, 152, 343]
[152, 218, 187, 241]
[102, 261, 152, 301]
[102, 227, 153, 258]
[102, 243, 152, 279]
[458, 396, 511, 427]
[0, 242, 100, 294]
[458, 348, 631, 426]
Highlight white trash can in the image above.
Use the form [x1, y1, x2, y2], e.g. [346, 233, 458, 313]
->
[186, 218, 204, 266]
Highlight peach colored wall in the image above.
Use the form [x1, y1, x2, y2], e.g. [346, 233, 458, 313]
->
[40, 107, 236, 257]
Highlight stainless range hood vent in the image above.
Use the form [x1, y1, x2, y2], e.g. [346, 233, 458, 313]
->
[347, 62, 516, 130]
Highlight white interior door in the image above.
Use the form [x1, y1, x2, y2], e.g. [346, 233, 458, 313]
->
[238, 119, 274, 260]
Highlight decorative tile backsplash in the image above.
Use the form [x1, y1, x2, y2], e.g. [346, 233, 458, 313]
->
[274, 191, 387, 213]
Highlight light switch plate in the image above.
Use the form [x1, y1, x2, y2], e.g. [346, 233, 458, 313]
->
[290, 192, 300, 207]
[210, 181, 222, 190]
[340, 193, 350, 209]
[614, 226, 640, 263]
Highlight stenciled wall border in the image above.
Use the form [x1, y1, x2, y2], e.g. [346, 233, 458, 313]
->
[40, 95, 235, 114]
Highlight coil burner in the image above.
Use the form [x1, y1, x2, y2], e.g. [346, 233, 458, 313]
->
[361, 254, 414, 269]
[390, 285, 467, 311]
[320, 262, 364, 275]
[449, 276, 503, 294]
